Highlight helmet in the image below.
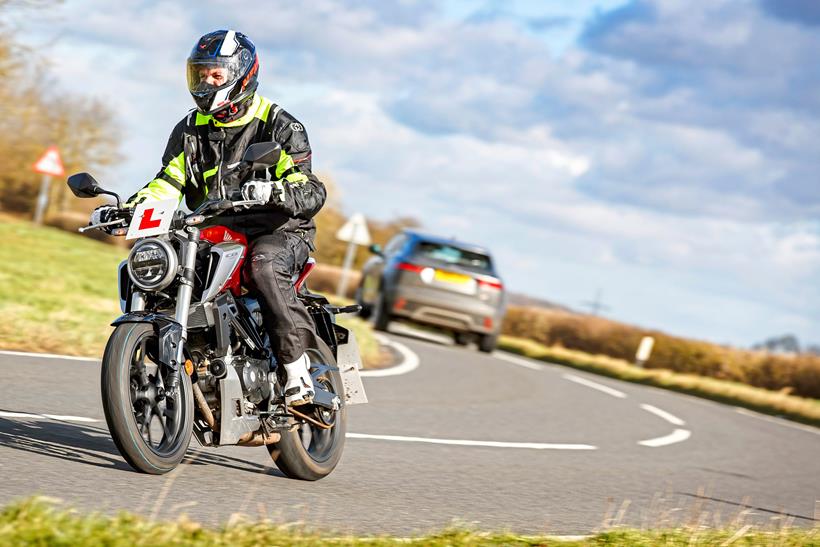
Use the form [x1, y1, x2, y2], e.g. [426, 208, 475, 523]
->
[186, 30, 259, 121]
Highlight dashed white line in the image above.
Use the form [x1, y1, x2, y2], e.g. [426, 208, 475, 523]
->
[563, 374, 627, 399]
[640, 404, 686, 426]
[360, 335, 419, 377]
[637, 428, 691, 447]
[493, 352, 545, 371]
[0, 411, 100, 423]
[346, 432, 597, 450]
[0, 350, 97, 363]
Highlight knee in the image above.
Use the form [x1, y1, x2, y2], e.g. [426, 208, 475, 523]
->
[249, 233, 293, 278]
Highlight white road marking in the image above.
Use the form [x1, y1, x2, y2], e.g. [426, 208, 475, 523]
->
[734, 408, 820, 435]
[563, 374, 627, 399]
[493, 352, 545, 371]
[360, 335, 419, 377]
[346, 432, 597, 450]
[640, 404, 686, 426]
[0, 410, 99, 423]
[0, 350, 97, 362]
[637, 428, 691, 447]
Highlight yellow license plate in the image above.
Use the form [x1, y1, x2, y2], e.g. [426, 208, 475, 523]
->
[434, 270, 470, 284]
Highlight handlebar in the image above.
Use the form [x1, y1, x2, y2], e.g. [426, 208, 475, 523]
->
[78, 198, 268, 234]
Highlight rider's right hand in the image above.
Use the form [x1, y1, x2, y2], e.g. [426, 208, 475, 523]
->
[89, 205, 121, 234]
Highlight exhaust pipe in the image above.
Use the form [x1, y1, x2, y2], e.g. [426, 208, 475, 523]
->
[237, 430, 281, 446]
[192, 382, 216, 431]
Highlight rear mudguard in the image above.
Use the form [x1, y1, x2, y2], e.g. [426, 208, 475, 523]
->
[332, 323, 368, 405]
[111, 312, 183, 372]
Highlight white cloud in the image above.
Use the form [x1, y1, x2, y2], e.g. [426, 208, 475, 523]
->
[12, 0, 820, 346]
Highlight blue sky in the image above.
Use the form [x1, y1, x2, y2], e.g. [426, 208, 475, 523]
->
[12, 0, 820, 348]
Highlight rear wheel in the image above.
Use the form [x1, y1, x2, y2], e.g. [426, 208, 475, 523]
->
[269, 339, 347, 481]
[101, 323, 193, 474]
[478, 332, 498, 353]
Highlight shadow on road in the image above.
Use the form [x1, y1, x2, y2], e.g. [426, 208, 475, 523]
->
[0, 414, 283, 478]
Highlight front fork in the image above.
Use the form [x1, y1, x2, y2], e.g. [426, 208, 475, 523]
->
[129, 227, 200, 387]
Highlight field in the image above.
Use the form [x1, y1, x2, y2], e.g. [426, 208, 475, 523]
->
[0, 216, 384, 367]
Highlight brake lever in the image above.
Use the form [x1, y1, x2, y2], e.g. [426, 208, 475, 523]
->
[78, 218, 127, 233]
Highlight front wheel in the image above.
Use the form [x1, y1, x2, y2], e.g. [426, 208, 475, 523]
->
[101, 323, 193, 474]
[269, 339, 347, 480]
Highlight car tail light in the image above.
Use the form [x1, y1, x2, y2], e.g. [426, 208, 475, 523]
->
[477, 277, 503, 290]
[484, 317, 494, 329]
[394, 297, 407, 310]
[397, 262, 424, 273]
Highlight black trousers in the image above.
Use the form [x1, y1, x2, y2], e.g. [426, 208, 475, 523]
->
[247, 231, 315, 364]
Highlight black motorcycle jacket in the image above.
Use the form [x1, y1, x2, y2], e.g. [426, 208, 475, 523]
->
[128, 94, 326, 240]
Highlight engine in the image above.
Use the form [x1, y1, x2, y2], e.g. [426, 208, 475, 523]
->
[233, 355, 272, 405]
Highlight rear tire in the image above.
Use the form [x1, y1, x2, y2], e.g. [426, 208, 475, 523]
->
[269, 339, 347, 481]
[101, 323, 193, 475]
[478, 332, 498, 353]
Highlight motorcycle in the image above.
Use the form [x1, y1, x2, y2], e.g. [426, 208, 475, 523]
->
[67, 141, 367, 480]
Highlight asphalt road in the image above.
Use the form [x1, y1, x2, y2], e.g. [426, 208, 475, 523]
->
[0, 326, 818, 535]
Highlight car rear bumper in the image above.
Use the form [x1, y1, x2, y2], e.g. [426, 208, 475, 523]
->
[388, 286, 503, 334]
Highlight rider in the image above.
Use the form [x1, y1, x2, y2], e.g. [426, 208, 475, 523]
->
[91, 30, 323, 407]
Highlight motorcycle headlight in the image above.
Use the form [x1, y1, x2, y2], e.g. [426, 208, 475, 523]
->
[127, 238, 178, 291]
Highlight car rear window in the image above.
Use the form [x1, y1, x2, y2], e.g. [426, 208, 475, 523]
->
[413, 241, 493, 273]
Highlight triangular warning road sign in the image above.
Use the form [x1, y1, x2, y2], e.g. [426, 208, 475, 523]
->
[33, 146, 65, 177]
[336, 212, 371, 246]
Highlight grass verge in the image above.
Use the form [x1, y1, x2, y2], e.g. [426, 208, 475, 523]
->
[2, 498, 817, 546]
[0, 217, 385, 368]
[499, 336, 820, 428]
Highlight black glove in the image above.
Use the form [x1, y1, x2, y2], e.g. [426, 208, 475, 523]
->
[89, 205, 125, 234]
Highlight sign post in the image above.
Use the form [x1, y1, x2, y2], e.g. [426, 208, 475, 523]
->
[32, 146, 66, 225]
[335, 212, 371, 298]
[635, 336, 655, 368]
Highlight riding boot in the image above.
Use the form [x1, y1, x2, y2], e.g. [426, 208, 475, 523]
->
[283, 353, 314, 406]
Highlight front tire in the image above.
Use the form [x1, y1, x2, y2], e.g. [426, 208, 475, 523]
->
[269, 339, 347, 481]
[101, 323, 193, 475]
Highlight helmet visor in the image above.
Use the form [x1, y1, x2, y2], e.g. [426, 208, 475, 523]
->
[186, 53, 251, 96]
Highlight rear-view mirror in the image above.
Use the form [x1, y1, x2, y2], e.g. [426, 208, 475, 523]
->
[369, 244, 383, 256]
[242, 142, 282, 171]
[67, 172, 103, 198]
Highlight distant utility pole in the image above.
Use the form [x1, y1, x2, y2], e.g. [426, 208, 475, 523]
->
[581, 288, 610, 316]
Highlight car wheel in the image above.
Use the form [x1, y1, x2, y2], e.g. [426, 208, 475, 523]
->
[453, 332, 470, 346]
[478, 332, 498, 353]
[355, 284, 372, 319]
[372, 290, 391, 332]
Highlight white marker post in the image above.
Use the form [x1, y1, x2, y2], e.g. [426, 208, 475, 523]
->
[635, 335, 655, 368]
[336, 212, 371, 298]
[32, 146, 66, 225]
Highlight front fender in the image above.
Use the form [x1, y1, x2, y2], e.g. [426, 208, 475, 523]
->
[111, 312, 183, 371]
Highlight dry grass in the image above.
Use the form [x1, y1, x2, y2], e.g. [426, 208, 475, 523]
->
[499, 335, 820, 427]
[502, 307, 820, 399]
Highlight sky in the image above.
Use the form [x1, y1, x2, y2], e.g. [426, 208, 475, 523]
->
[10, 0, 820, 348]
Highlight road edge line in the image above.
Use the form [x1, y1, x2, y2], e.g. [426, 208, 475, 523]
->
[360, 335, 419, 377]
[0, 349, 98, 363]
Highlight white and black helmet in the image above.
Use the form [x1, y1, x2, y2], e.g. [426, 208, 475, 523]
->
[186, 30, 259, 119]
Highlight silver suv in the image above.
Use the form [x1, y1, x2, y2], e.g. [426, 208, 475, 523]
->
[356, 230, 506, 352]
